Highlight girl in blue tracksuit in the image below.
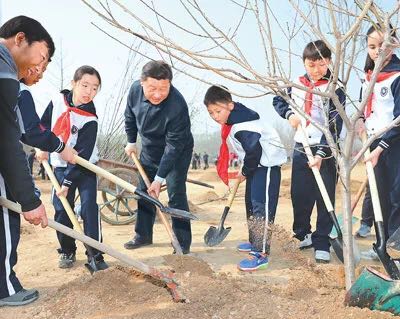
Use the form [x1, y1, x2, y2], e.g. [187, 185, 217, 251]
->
[204, 85, 287, 271]
[41, 65, 107, 270]
[360, 24, 400, 240]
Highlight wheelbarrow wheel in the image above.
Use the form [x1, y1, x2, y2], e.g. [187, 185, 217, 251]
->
[98, 167, 140, 225]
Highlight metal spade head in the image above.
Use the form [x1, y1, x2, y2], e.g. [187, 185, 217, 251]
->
[160, 206, 199, 221]
[329, 237, 344, 263]
[204, 225, 232, 247]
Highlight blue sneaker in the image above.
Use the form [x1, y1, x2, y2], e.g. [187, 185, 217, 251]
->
[238, 252, 268, 271]
[237, 242, 253, 252]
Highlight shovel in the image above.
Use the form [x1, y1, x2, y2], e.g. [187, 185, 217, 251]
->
[345, 266, 400, 315]
[41, 159, 103, 273]
[74, 155, 198, 221]
[361, 133, 400, 279]
[298, 126, 344, 263]
[204, 177, 240, 246]
[130, 152, 183, 255]
[0, 196, 185, 302]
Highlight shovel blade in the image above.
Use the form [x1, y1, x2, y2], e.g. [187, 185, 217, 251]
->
[161, 207, 198, 221]
[204, 225, 231, 247]
[329, 237, 344, 263]
[387, 227, 400, 259]
[345, 267, 400, 316]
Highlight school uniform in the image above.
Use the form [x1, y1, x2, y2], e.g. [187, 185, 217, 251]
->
[362, 54, 400, 238]
[223, 102, 287, 254]
[273, 73, 345, 252]
[0, 44, 42, 299]
[41, 90, 103, 259]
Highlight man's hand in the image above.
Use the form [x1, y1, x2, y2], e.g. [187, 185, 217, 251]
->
[57, 185, 69, 198]
[364, 146, 383, 168]
[60, 145, 77, 164]
[355, 118, 366, 137]
[125, 143, 137, 157]
[23, 203, 48, 228]
[308, 155, 323, 170]
[147, 180, 161, 198]
[288, 114, 301, 129]
[236, 172, 246, 184]
[35, 150, 49, 162]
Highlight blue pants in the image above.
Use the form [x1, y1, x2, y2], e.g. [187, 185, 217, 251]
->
[245, 166, 281, 254]
[0, 175, 22, 299]
[291, 143, 336, 252]
[53, 167, 102, 257]
[371, 139, 400, 238]
[134, 147, 192, 252]
[360, 184, 374, 227]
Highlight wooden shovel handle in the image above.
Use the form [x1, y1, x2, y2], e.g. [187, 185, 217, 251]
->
[361, 132, 384, 222]
[130, 152, 183, 255]
[351, 178, 368, 213]
[298, 126, 334, 212]
[227, 177, 241, 209]
[41, 159, 83, 232]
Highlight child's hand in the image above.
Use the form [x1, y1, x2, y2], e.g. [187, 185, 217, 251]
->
[288, 114, 301, 129]
[147, 180, 161, 198]
[125, 143, 137, 156]
[308, 155, 323, 170]
[57, 185, 69, 198]
[364, 146, 383, 168]
[236, 172, 246, 184]
[35, 150, 49, 162]
[60, 146, 77, 164]
[355, 118, 366, 137]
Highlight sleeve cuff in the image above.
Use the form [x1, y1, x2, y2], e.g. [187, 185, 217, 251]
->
[55, 141, 65, 153]
[316, 148, 328, 158]
[379, 140, 390, 150]
[285, 110, 295, 120]
[62, 179, 72, 187]
[127, 142, 136, 147]
[154, 175, 165, 184]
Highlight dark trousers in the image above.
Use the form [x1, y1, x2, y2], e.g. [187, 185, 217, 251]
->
[53, 167, 103, 257]
[291, 143, 337, 252]
[360, 184, 374, 227]
[134, 147, 192, 252]
[0, 175, 23, 299]
[245, 166, 281, 254]
[370, 140, 400, 239]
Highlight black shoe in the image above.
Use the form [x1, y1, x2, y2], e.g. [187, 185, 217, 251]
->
[0, 289, 39, 307]
[59, 252, 76, 269]
[123, 238, 152, 250]
[172, 248, 191, 255]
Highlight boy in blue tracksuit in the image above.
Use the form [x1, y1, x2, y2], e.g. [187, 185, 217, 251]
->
[204, 85, 287, 271]
[273, 40, 345, 263]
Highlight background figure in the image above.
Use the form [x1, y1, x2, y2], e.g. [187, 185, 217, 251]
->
[203, 152, 209, 169]
[27, 149, 36, 175]
[192, 152, 198, 170]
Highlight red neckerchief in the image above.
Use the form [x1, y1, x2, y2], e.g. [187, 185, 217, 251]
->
[52, 96, 96, 143]
[217, 124, 233, 185]
[299, 76, 328, 126]
[365, 71, 399, 118]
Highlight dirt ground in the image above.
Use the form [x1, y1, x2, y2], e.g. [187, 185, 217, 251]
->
[1, 163, 394, 319]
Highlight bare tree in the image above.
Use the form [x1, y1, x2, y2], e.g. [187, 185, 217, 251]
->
[81, 0, 400, 289]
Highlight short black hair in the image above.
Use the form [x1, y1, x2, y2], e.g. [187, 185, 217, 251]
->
[0, 15, 55, 60]
[203, 85, 232, 106]
[141, 60, 173, 81]
[73, 65, 102, 87]
[302, 40, 331, 62]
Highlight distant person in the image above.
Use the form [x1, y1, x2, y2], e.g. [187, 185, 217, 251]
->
[204, 85, 287, 271]
[41, 66, 108, 270]
[273, 40, 345, 263]
[192, 152, 198, 170]
[0, 15, 52, 307]
[27, 149, 36, 175]
[203, 152, 209, 170]
[196, 152, 201, 169]
[124, 61, 193, 254]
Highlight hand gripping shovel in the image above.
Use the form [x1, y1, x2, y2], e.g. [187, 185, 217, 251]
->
[41, 159, 103, 274]
[74, 155, 198, 221]
[298, 126, 344, 262]
[130, 152, 183, 255]
[204, 177, 240, 246]
[361, 133, 400, 279]
[0, 197, 186, 302]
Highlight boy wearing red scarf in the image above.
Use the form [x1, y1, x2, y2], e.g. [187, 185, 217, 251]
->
[204, 85, 287, 271]
[273, 40, 345, 263]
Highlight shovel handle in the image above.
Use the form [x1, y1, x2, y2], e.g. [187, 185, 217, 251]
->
[298, 126, 334, 212]
[351, 178, 368, 213]
[41, 159, 83, 232]
[361, 133, 383, 222]
[227, 177, 241, 209]
[130, 152, 183, 256]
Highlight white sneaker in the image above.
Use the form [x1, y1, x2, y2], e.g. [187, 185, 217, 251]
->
[315, 250, 330, 263]
[299, 233, 313, 250]
[361, 248, 379, 261]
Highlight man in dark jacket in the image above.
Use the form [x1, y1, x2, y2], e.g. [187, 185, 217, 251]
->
[0, 16, 54, 307]
[124, 61, 194, 254]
